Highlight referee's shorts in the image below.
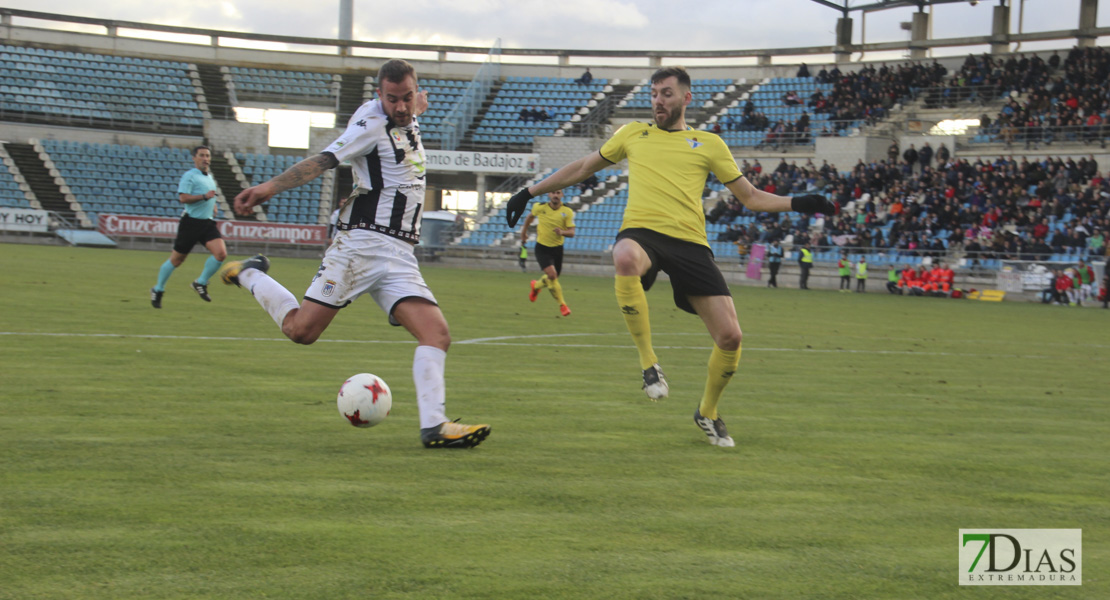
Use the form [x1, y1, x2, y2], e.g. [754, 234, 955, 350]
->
[534, 242, 564, 275]
[173, 214, 222, 254]
[616, 228, 730, 315]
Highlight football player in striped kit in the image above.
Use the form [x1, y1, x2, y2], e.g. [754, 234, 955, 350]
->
[220, 59, 489, 449]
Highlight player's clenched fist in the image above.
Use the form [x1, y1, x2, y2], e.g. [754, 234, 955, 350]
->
[233, 185, 274, 216]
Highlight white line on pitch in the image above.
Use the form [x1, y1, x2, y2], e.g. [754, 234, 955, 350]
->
[0, 331, 1067, 359]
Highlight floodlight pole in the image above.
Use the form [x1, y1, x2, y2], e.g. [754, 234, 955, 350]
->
[338, 0, 353, 56]
[1078, 0, 1099, 47]
[908, 9, 930, 60]
[990, 2, 1010, 54]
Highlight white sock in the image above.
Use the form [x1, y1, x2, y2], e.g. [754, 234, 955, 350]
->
[240, 269, 299, 329]
[413, 345, 448, 430]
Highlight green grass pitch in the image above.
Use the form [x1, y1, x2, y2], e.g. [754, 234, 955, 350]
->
[0, 243, 1105, 599]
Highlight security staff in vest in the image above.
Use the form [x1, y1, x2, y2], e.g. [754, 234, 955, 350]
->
[798, 242, 813, 290]
[855, 255, 868, 293]
[766, 239, 783, 288]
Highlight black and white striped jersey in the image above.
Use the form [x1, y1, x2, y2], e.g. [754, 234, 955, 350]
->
[322, 99, 427, 243]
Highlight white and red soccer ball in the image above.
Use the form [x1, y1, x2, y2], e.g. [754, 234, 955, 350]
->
[337, 373, 392, 428]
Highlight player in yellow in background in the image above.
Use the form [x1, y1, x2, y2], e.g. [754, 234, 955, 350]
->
[506, 66, 838, 447]
[519, 189, 575, 317]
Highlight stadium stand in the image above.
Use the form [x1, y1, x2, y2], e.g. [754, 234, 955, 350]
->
[473, 77, 607, 145]
[621, 78, 735, 111]
[703, 154, 1110, 268]
[716, 77, 838, 147]
[459, 167, 627, 248]
[0, 165, 30, 209]
[234, 153, 326, 224]
[0, 45, 204, 130]
[224, 66, 340, 104]
[0, 145, 33, 209]
[420, 79, 470, 145]
[963, 47, 1110, 148]
[41, 140, 212, 225]
[561, 188, 627, 253]
[705, 63, 947, 147]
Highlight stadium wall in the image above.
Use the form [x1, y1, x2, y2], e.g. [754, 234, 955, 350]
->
[816, 136, 893, 167]
[202, 120, 343, 158]
[534, 137, 598, 171]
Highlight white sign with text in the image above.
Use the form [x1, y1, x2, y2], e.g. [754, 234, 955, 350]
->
[425, 150, 539, 174]
[0, 208, 49, 232]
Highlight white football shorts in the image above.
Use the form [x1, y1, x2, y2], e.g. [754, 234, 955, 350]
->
[304, 229, 437, 326]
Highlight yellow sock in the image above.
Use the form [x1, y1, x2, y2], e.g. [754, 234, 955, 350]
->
[614, 275, 657, 370]
[698, 344, 741, 420]
[536, 275, 550, 289]
[548, 277, 567, 305]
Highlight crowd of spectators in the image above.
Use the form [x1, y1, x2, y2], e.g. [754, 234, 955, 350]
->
[712, 59, 951, 144]
[968, 47, 1110, 148]
[814, 61, 948, 130]
[924, 52, 1053, 108]
[705, 153, 1110, 265]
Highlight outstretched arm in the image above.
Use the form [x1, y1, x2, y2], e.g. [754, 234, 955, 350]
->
[725, 176, 838, 215]
[725, 176, 793, 212]
[233, 153, 339, 216]
[527, 152, 611, 197]
[506, 151, 610, 226]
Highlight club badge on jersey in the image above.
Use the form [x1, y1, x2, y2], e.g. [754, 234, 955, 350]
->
[389, 126, 427, 178]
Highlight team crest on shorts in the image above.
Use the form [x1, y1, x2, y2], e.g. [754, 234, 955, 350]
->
[322, 280, 337, 297]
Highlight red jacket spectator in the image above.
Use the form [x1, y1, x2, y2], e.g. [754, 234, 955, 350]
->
[1056, 273, 1073, 294]
[1033, 221, 1049, 239]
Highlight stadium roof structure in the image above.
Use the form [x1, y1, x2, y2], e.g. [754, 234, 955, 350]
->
[809, 0, 995, 15]
[1, 4, 1105, 67]
[807, 0, 1101, 60]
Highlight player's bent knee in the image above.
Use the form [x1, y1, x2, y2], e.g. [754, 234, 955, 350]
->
[716, 328, 742, 351]
[284, 325, 320, 345]
[281, 316, 323, 345]
[422, 326, 451, 351]
[612, 253, 639, 275]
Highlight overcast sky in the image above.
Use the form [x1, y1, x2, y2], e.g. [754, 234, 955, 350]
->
[6, 0, 1106, 56]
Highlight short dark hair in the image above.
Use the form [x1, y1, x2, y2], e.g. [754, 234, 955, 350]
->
[378, 59, 417, 87]
[650, 66, 691, 88]
[192, 145, 210, 156]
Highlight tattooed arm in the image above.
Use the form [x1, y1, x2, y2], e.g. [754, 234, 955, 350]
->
[233, 153, 339, 216]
